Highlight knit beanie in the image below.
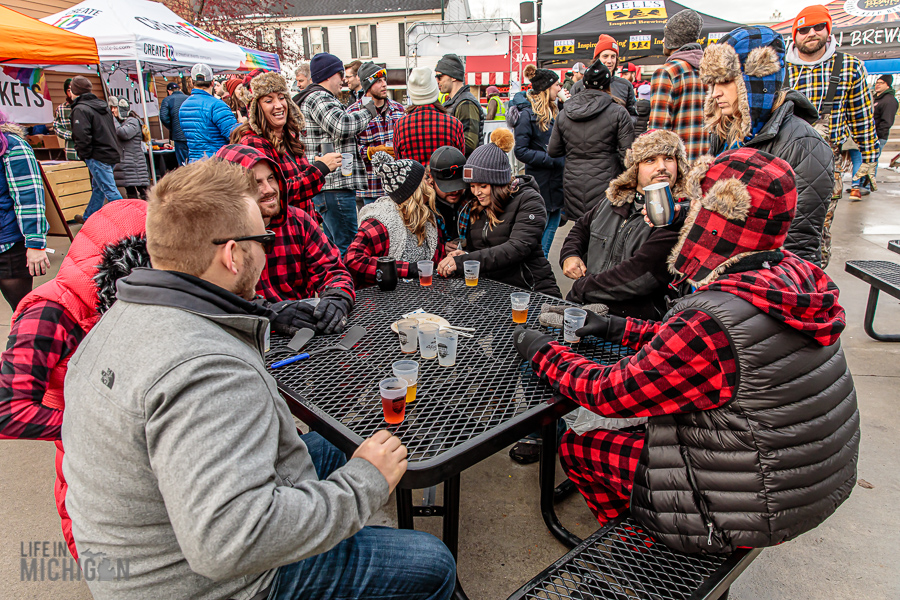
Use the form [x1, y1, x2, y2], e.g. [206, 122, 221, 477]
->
[664, 10, 703, 50]
[358, 62, 385, 95]
[792, 5, 832, 39]
[486, 85, 501, 97]
[583, 60, 611, 90]
[70, 76, 92, 96]
[408, 67, 440, 105]
[224, 76, 242, 97]
[435, 54, 466, 82]
[879, 74, 894, 86]
[463, 129, 514, 184]
[593, 34, 619, 60]
[372, 152, 426, 204]
[63, 78, 73, 94]
[523, 64, 559, 94]
[247, 72, 304, 136]
[310, 53, 344, 84]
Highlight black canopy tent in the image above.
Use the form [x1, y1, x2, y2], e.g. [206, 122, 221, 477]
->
[537, 0, 740, 64]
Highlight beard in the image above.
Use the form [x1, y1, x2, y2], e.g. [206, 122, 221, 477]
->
[258, 193, 280, 221]
[798, 36, 827, 56]
[371, 88, 388, 100]
[234, 259, 263, 300]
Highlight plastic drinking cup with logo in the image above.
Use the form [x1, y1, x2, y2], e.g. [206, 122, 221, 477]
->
[392, 360, 419, 403]
[463, 260, 480, 286]
[380, 377, 408, 424]
[397, 319, 418, 354]
[436, 328, 458, 367]
[417, 260, 434, 286]
[563, 308, 587, 343]
[418, 323, 439, 359]
[510, 292, 530, 324]
[340, 152, 353, 176]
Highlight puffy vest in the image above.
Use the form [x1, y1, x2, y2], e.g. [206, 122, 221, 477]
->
[444, 86, 484, 150]
[630, 290, 860, 554]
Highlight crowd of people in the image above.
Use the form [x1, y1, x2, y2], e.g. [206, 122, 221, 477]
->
[0, 4, 873, 598]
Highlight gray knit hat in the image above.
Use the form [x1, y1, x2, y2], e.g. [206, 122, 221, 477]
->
[435, 54, 466, 82]
[373, 152, 426, 204]
[70, 75, 92, 96]
[463, 129, 514, 185]
[664, 10, 703, 50]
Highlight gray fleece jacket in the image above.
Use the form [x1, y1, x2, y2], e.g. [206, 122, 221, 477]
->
[62, 268, 388, 600]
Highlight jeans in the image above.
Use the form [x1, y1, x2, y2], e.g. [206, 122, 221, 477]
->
[269, 432, 457, 600]
[313, 189, 359, 256]
[174, 140, 189, 166]
[83, 158, 122, 220]
[541, 209, 562, 258]
[849, 148, 863, 188]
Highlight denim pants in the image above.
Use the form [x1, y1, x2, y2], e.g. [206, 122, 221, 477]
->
[83, 158, 122, 220]
[173, 140, 189, 166]
[313, 189, 359, 256]
[541, 210, 562, 258]
[269, 432, 457, 600]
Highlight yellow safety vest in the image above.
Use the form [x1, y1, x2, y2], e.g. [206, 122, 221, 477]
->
[489, 95, 507, 120]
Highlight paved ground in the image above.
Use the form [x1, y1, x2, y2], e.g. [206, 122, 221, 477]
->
[2, 169, 899, 599]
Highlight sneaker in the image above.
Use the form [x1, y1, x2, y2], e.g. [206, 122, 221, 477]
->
[849, 189, 862, 201]
[72, 214, 85, 224]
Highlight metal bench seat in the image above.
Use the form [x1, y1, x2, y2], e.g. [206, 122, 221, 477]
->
[845, 259, 900, 342]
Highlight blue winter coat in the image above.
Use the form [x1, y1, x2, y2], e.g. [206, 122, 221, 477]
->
[159, 91, 188, 142]
[179, 88, 239, 162]
[513, 105, 565, 213]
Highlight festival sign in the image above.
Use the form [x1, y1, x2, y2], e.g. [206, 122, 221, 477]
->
[107, 69, 159, 118]
[0, 67, 52, 124]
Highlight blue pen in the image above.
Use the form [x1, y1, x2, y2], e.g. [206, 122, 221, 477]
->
[270, 353, 311, 369]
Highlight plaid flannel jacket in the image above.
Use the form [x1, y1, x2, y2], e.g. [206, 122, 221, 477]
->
[256, 204, 356, 304]
[394, 105, 466, 166]
[298, 88, 372, 192]
[53, 103, 78, 161]
[787, 53, 879, 162]
[1, 133, 48, 254]
[345, 218, 446, 288]
[648, 58, 707, 161]
[347, 98, 405, 199]
[0, 300, 84, 440]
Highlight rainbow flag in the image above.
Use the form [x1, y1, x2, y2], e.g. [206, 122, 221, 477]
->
[239, 46, 280, 72]
[1, 67, 50, 101]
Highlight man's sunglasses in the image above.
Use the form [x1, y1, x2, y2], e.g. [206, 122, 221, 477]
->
[365, 68, 387, 83]
[213, 230, 276, 254]
[797, 22, 828, 36]
[431, 164, 464, 179]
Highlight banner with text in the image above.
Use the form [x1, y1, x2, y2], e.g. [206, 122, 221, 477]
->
[0, 67, 52, 125]
[107, 70, 158, 118]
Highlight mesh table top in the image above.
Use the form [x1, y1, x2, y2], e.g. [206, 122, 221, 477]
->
[268, 278, 634, 483]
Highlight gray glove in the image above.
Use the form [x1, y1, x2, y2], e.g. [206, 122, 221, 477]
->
[539, 303, 609, 328]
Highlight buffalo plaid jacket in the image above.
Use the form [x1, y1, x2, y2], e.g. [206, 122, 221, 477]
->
[0, 300, 84, 440]
[256, 204, 355, 304]
[1, 132, 48, 254]
[648, 47, 707, 161]
[345, 218, 445, 288]
[787, 52, 879, 162]
[394, 105, 466, 166]
[347, 98, 405, 199]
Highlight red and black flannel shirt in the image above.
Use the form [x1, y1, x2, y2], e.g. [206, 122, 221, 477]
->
[0, 300, 84, 440]
[345, 218, 446, 288]
[648, 54, 707, 161]
[394, 105, 466, 166]
[533, 308, 737, 524]
[239, 131, 327, 218]
[257, 205, 356, 303]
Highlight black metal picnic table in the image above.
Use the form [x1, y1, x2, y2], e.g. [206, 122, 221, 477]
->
[267, 277, 635, 599]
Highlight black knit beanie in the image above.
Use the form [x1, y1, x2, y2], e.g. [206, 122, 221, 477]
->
[373, 152, 426, 204]
[524, 64, 559, 94]
[584, 60, 612, 90]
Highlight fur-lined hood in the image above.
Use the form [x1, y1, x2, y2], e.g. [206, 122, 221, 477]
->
[247, 72, 304, 137]
[606, 129, 690, 206]
[0, 122, 26, 139]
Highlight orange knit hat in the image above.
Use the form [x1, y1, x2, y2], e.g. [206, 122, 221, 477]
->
[593, 34, 619, 60]
[792, 5, 832, 39]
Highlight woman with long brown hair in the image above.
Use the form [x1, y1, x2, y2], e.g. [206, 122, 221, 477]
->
[345, 153, 444, 287]
[231, 72, 340, 218]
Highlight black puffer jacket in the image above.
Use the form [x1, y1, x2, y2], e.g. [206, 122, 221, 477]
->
[514, 105, 565, 213]
[708, 90, 833, 266]
[71, 93, 122, 165]
[549, 90, 635, 221]
[453, 176, 561, 297]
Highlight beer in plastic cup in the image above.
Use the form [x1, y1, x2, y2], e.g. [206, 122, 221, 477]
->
[392, 360, 419, 403]
[417, 260, 434, 286]
[437, 328, 458, 367]
[564, 308, 587, 343]
[418, 323, 439, 359]
[340, 152, 353, 176]
[510, 292, 530, 324]
[397, 319, 418, 354]
[463, 260, 480, 286]
[380, 377, 407, 424]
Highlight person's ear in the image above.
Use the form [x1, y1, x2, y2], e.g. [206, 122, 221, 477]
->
[217, 240, 240, 275]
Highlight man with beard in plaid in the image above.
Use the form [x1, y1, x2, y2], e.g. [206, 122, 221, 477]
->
[215, 145, 356, 335]
[513, 148, 860, 554]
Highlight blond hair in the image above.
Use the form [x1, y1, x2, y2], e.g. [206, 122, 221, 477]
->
[527, 88, 558, 132]
[398, 179, 438, 245]
[706, 87, 786, 147]
[146, 159, 258, 276]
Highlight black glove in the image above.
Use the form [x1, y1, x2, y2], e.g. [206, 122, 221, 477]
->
[513, 325, 555, 362]
[269, 300, 318, 336]
[575, 310, 627, 342]
[405, 261, 419, 278]
[362, 96, 379, 118]
[313, 290, 353, 334]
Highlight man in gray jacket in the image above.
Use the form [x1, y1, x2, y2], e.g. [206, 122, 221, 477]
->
[62, 158, 455, 600]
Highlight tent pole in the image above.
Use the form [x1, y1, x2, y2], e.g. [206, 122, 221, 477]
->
[135, 59, 158, 183]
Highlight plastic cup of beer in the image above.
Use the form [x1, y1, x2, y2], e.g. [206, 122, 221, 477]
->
[397, 319, 418, 354]
[510, 292, 530, 324]
[392, 360, 419, 403]
[418, 323, 439, 359]
[463, 260, 480, 286]
[436, 328, 458, 367]
[340, 152, 353, 176]
[417, 260, 434, 287]
[380, 377, 408, 424]
[563, 308, 587, 343]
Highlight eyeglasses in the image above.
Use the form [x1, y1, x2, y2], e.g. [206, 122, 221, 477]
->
[213, 230, 276, 254]
[435, 72, 447, 80]
[796, 22, 828, 36]
[431, 164, 464, 179]
[365, 68, 387, 83]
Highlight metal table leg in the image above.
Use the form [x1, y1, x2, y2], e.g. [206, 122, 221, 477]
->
[540, 420, 582, 549]
[397, 488, 414, 529]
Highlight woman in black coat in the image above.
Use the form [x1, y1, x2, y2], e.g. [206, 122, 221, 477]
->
[436, 129, 560, 297]
[514, 65, 565, 257]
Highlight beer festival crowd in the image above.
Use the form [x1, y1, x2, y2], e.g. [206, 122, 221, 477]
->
[1, 4, 873, 599]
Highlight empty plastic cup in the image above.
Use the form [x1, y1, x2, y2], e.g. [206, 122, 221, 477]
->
[340, 152, 353, 176]
[380, 377, 407, 424]
[392, 360, 419, 403]
[463, 260, 480, 286]
[397, 319, 418, 354]
[436, 328, 458, 367]
[418, 323, 439, 359]
[417, 260, 434, 286]
[563, 308, 587, 343]
[510, 292, 530, 324]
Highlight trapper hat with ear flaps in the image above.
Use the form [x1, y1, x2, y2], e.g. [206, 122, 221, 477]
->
[247, 72, 304, 136]
[668, 147, 797, 287]
[606, 129, 690, 206]
[700, 26, 785, 143]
